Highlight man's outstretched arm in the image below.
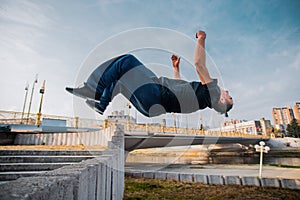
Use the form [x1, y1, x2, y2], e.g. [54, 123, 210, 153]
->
[194, 30, 213, 84]
[171, 54, 181, 80]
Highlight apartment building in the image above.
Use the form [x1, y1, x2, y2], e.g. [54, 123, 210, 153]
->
[272, 107, 294, 126]
[293, 102, 300, 124]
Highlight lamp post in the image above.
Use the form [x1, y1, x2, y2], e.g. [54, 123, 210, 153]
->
[126, 102, 131, 131]
[26, 74, 38, 124]
[254, 141, 270, 178]
[20, 82, 29, 124]
[172, 112, 177, 133]
[36, 80, 46, 126]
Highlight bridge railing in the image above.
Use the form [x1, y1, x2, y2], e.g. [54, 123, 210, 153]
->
[110, 122, 270, 139]
[0, 110, 104, 128]
[1, 110, 269, 139]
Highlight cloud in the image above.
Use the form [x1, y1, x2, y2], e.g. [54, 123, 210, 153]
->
[0, 0, 299, 127]
[0, 0, 55, 28]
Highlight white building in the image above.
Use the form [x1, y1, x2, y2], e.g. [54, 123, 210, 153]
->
[107, 110, 136, 124]
[209, 118, 272, 136]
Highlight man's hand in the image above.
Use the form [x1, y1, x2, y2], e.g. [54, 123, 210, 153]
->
[195, 30, 206, 40]
[171, 54, 180, 69]
[194, 30, 212, 84]
[171, 54, 181, 79]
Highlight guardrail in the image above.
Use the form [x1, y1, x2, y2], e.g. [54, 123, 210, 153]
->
[0, 110, 103, 128]
[110, 122, 270, 139]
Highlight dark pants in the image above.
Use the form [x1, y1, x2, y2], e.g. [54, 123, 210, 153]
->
[86, 54, 164, 117]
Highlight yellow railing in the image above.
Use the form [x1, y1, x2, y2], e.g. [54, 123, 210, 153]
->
[109, 121, 270, 139]
[0, 110, 103, 128]
[0, 110, 270, 139]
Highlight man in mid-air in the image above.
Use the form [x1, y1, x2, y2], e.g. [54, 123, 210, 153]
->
[66, 30, 233, 117]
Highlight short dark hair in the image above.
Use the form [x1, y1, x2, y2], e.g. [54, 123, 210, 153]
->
[207, 79, 233, 117]
[213, 101, 233, 117]
[225, 102, 233, 117]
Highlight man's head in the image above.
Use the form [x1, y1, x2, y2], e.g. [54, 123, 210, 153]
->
[213, 89, 233, 117]
[207, 79, 233, 117]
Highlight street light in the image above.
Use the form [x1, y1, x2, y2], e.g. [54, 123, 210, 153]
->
[20, 82, 29, 124]
[126, 102, 131, 131]
[254, 141, 270, 178]
[172, 112, 177, 133]
[26, 74, 38, 124]
[36, 80, 46, 126]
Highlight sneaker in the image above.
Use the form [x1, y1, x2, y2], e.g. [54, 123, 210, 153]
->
[86, 99, 104, 115]
[65, 83, 98, 99]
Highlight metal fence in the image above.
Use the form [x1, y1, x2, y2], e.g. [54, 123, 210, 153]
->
[0, 110, 103, 128]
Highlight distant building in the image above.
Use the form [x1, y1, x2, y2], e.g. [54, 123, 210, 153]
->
[272, 107, 294, 128]
[209, 118, 272, 136]
[293, 102, 300, 125]
[260, 118, 272, 136]
[107, 110, 136, 124]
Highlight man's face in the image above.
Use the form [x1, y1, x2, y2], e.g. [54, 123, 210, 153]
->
[220, 89, 233, 105]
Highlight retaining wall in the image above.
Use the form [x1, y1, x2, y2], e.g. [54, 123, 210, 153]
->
[126, 170, 300, 190]
[0, 125, 125, 200]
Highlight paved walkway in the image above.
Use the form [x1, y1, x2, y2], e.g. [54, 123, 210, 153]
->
[125, 163, 300, 179]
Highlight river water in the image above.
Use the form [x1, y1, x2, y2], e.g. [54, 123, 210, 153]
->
[126, 148, 300, 166]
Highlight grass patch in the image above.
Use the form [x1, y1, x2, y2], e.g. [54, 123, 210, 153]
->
[269, 164, 300, 169]
[124, 176, 299, 200]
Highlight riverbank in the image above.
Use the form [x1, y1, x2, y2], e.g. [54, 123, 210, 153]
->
[125, 163, 300, 179]
[124, 176, 299, 200]
[267, 137, 300, 150]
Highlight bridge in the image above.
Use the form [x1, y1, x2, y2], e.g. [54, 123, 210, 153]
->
[1, 123, 269, 153]
[0, 110, 269, 152]
[124, 132, 266, 151]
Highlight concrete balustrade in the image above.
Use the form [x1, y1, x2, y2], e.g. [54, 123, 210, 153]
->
[0, 125, 125, 200]
[14, 126, 116, 146]
[125, 170, 300, 190]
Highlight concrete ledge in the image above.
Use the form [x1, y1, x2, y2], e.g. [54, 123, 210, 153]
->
[166, 172, 179, 181]
[280, 178, 300, 190]
[0, 171, 47, 181]
[0, 162, 74, 172]
[193, 174, 208, 184]
[14, 129, 114, 146]
[241, 176, 261, 187]
[126, 170, 300, 190]
[154, 172, 167, 180]
[179, 173, 193, 182]
[0, 176, 75, 200]
[0, 124, 125, 200]
[224, 176, 241, 185]
[131, 171, 143, 178]
[208, 175, 224, 185]
[143, 171, 155, 179]
[42, 157, 109, 200]
[0, 150, 104, 156]
[261, 178, 281, 188]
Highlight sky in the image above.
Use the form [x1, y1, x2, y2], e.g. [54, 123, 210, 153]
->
[0, 0, 299, 128]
